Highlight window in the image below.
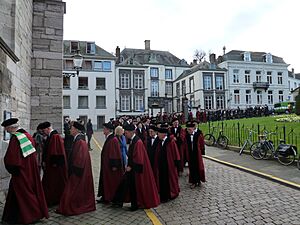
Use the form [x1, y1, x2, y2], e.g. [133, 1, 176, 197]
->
[278, 72, 283, 84]
[288, 81, 291, 90]
[268, 91, 273, 104]
[71, 41, 78, 53]
[86, 42, 95, 54]
[103, 61, 111, 71]
[96, 96, 106, 109]
[234, 90, 240, 104]
[267, 71, 272, 84]
[257, 90, 262, 105]
[150, 67, 159, 78]
[134, 74, 143, 89]
[63, 96, 70, 109]
[78, 96, 88, 109]
[256, 71, 262, 82]
[96, 78, 105, 90]
[245, 70, 251, 83]
[165, 82, 172, 96]
[63, 77, 70, 89]
[177, 99, 181, 112]
[233, 69, 239, 83]
[151, 80, 159, 97]
[181, 80, 186, 95]
[134, 95, 144, 111]
[120, 95, 130, 111]
[244, 52, 251, 61]
[204, 95, 213, 109]
[189, 77, 194, 93]
[78, 77, 88, 89]
[278, 90, 284, 102]
[216, 95, 225, 109]
[246, 90, 251, 104]
[266, 53, 273, 63]
[176, 83, 180, 97]
[189, 95, 195, 108]
[204, 75, 212, 90]
[94, 61, 102, 71]
[64, 60, 73, 70]
[83, 60, 92, 70]
[120, 73, 130, 89]
[165, 69, 172, 79]
[216, 76, 224, 90]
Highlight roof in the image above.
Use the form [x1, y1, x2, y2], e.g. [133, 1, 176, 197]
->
[174, 61, 227, 82]
[288, 71, 300, 79]
[220, 50, 286, 64]
[119, 48, 190, 67]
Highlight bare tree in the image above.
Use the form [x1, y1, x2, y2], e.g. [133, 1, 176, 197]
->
[194, 49, 206, 63]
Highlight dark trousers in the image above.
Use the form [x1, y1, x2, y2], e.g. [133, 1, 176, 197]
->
[87, 134, 92, 149]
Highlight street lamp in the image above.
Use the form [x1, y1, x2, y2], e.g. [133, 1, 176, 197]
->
[72, 49, 83, 76]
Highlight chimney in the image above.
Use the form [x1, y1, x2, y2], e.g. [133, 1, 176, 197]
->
[209, 53, 216, 64]
[145, 40, 150, 50]
[115, 46, 120, 64]
[192, 59, 197, 66]
[223, 46, 226, 55]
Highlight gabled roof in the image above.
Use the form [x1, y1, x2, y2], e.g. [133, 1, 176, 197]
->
[120, 48, 190, 67]
[174, 61, 227, 82]
[220, 50, 286, 64]
[288, 71, 300, 79]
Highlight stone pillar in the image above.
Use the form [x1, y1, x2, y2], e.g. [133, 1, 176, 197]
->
[31, 0, 65, 133]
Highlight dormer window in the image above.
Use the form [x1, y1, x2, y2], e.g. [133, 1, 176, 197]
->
[86, 42, 95, 54]
[70, 41, 79, 53]
[243, 52, 251, 62]
[266, 53, 273, 63]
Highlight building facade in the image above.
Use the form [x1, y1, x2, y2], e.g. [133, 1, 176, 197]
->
[63, 40, 116, 129]
[218, 50, 289, 109]
[115, 40, 190, 117]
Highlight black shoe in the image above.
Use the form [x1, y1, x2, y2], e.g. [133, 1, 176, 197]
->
[96, 197, 108, 204]
[112, 202, 123, 208]
[129, 205, 139, 211]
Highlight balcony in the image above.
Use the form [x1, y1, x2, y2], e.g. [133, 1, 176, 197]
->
[253, 82, 270, 91]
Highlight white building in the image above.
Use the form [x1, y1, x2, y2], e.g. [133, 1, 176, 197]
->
[115, 40, 190, 116]
[63, 40, 116, 129]
[288, 69, 300, 100]
[218, 50, 289, 109]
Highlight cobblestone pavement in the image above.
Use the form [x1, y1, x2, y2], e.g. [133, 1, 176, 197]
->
[1, 132, 300, 224]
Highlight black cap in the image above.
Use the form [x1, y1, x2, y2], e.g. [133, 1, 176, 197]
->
[72, 121, 85, 132]
[1, 118, 19, 127]
[103, 122, 114, 130]
[186, 121, 195, 128]
[149, 125, 157, 131]
[157, 124, 169, 133]
[123, 123, 136, 131]
[172, 117, 179, 123]
[39, 121, 51, 129]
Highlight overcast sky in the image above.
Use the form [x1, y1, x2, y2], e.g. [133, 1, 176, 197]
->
[64, 0, 300, 71]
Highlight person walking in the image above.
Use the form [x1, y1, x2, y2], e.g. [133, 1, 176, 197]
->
[1, 118, 49, 224]
[86, 119, 94, 150]
[115, 125, 128, 170]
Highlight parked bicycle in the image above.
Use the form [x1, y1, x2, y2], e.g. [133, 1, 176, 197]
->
[239, 129, 256, 155]
[204, 126, 229, 149]
[250, 131, 297, 166]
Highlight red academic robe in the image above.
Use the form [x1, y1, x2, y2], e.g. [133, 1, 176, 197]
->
[42, 131, 68, 206]
[169, 126, 186, 172]
[57, 134, 95, 216]
[2, 130, 49, 224]
[154, 137, 180, 200]
[98, 134, 123, 202]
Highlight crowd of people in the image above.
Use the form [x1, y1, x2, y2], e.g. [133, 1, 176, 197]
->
[1, 114, 206, 224]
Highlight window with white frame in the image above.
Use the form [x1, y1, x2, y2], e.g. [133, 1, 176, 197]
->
[134, 74, 143, 89]
[294, 82, 297, 89]
[150, 67, 159, 78]
[70, 41, 78, 53]
[134, 95, 144, 111]
[246, 90, 251, 104]
[63, 96, 70, 109]
[78, 96, 88, 109]
[96, 77, 105, 90]
[182, 80, 186, 95]
[63, 77, 70, 89]
[204, 95, 213, 109]
[78, 77, 88, 89]
[216, 76, 224, 90]
[268, 91, 273, 104]
[245, 70, 251, 83]
[234, 90, 240, 104]
[120, 73, 130, 89]
[278, 90, 284, 102]
[96, 96, 106, 109]
[256, 71, 262, 82]
[216, 95, 225, 109]
[288, 81, 291, 90]
[151, 80, 159, 97]
[120, 95, 130, 111]
[189, 95, 195, 108]
[233, 69, 239, 83]
[257, 90, 262, 105]
[267, 71, 272, 84]
[204, 75, 212, 90]
[165, 69, 172, 79]
[86, 42, 95, 54]
[102, 61, 111, 71]
[177, 99, 181, 112]
[243, 52, 251, 61]
[165, 82, 172, 95]
[278, 72, 283, 84]
[266, 53, 273, 63]
[176, 83, 180, 97]
[189, 77, 194, 93]
[94, 61, 102, 71]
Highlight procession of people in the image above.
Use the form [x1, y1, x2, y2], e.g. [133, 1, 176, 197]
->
[1, 113, 206, 224]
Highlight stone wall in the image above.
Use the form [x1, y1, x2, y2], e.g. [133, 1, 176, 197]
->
[31, 0, 65, 133]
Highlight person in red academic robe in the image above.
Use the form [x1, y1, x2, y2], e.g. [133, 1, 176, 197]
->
[97, 122, 123, 203]
[182, 121, 206, 188]
[154, 124, 180, 202]
[1, 118, 49, 224]
[56, 121, 95, 216]
[112, 123, 160, 211]
[40, 121, 68, 206]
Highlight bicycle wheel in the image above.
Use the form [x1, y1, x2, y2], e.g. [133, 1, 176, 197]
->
[250, 142, 265, 160]
[261, 141, 273, 160]
[218, 136, 228, 149]
[297, 156, 300, 170]
[204, 134, 215, 146]
[277, 147, 296, 166]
